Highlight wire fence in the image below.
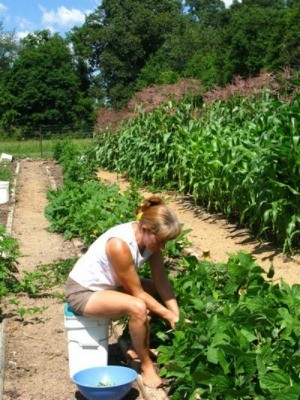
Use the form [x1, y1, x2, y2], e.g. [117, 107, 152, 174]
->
[0, 123, 95, 141]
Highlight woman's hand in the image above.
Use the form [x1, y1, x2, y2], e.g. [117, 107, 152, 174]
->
[165, 309, 179, 329]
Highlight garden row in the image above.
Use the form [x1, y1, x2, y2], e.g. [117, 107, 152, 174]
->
[42, 141, 300, 399]
[94, 92, 300, 254]
[0, 141, 142, 319]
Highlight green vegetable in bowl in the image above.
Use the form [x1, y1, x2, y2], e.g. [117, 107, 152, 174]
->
[97, 380, 115, 387]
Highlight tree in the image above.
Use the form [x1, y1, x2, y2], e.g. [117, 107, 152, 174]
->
[185, 0, 226, 27]
[222, 3, 282, 80]
[0, 30, 93, 133]
[69, 0, 183, 108]
[136, 11, 227, 89]
[135, 16, 194, 88]
[265, 7, 300, 70]
[0, 21, 19, 77]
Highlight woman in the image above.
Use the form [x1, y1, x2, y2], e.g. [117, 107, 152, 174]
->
[66, 196, 181, 388]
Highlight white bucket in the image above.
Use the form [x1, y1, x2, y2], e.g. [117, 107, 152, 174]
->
[64, 303, 109, 377]
[0, 181, 9, 204]
[0, 153, 13, 162]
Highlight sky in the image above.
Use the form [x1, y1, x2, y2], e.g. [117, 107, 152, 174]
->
[0, 0, 101, 38]
[0, 0, 234, 39]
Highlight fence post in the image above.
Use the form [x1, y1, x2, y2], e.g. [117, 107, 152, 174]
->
[39, 126, 43, 158]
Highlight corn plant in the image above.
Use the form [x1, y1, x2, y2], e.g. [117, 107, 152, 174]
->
[94, 92, 300, 253]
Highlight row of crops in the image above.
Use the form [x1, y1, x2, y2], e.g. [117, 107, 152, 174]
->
[43, 141, 300, 399]
[94, 92, 300, 254]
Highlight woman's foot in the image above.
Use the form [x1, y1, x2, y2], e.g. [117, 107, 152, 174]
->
[141, 362, 164, 388]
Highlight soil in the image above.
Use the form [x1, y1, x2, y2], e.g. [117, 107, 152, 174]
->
[1, 159, 300, 400]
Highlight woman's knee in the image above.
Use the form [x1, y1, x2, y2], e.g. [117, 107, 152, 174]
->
[129, 298, 147, 320]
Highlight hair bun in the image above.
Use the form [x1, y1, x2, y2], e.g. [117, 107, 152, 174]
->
[147, 195, 164, 207]
[138, 195, 164, 212]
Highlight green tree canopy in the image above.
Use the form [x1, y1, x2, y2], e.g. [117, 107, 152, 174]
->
[185, 0, 226, 27]
[136, 12, 227, 89]
[264, 6, 300, 70]
[222, 3, 283, 79]
[0, 30, 93, 132]
[0, 20, 19, 77]
[69, 0, 183, 107]
[137, 0, 299, 92]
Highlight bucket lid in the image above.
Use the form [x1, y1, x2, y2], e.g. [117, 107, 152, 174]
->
[64, 303, 81, 317]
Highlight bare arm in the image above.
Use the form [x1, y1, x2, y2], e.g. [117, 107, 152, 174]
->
[106, 238, 177, 326]
[149, 250, 180, 320]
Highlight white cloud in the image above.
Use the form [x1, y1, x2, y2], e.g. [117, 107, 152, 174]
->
[0, 3, 7, 13]
[224, 0, 240, 7]
[16, 16, 35, 31]
[16, 31, 31, 40]
[14, 17, 35, 39]
[40, 5, 92, 29]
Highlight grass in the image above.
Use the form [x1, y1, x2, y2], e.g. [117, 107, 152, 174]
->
[0, 164, 12, 182]
[0, 138, 94, 159]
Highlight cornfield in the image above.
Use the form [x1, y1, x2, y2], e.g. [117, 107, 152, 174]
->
[95, 92, 300, 253]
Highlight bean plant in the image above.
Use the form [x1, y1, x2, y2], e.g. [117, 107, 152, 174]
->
[156, 252, 300, 399]
[45, 181, 142, 245]
[53, 139, 98, 183]
[46, 140, 143, 245]
[0, 225, 20, 314]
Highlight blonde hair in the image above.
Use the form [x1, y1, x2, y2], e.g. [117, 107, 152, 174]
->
[136, 196, 181, 241]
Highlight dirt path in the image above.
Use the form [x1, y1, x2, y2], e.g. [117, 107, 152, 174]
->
[12, 160, 76, 273]
[98, 170, 300, 286]
[3, 160, 79, 400]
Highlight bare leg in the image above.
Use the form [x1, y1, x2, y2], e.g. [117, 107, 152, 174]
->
[83, 290, 163, 388]
[128, 308, 162, 388]
[124, 279, 159, 361]
[126, 346, 158, 360]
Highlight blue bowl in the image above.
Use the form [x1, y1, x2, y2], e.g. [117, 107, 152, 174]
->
[72, 366, 138, 400]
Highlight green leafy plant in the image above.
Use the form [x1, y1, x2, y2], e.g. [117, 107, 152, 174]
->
[0, 224, 76, 317]
[155, 252, 300, 399]
[4, 258, 76, 318]
[15, 306, 48, 320]
[94, 93, 300, 253]
[0, 225, 21, 314]
[47, 139, 144, 244]
[17, 258, 77, 295]
[45, 181, 143, 245]
[53, 139, 97, 183]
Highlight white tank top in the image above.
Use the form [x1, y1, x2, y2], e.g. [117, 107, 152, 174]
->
[69, 222, 152, 291]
